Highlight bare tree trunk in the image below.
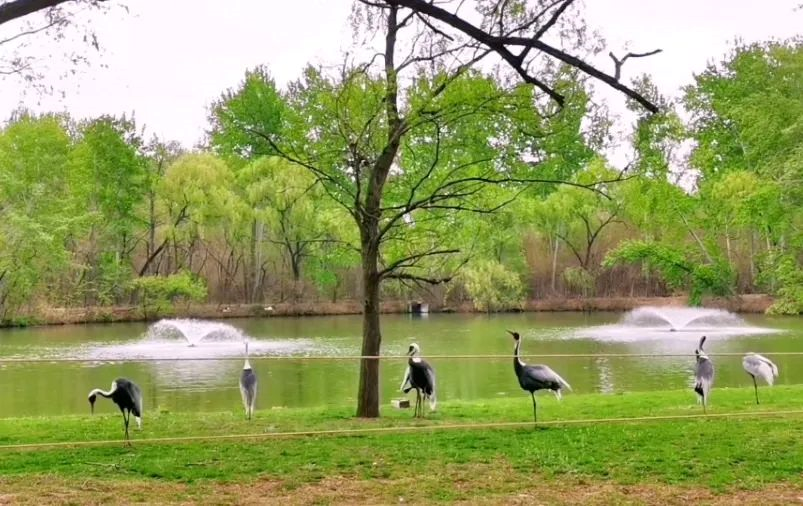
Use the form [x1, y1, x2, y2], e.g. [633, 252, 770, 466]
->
[357, 229, 381, 418]
[356, 4, 402, 418]
[749, 231, 756, 287]
[551, 235, 560, 293]
[725, 223, 732, 264]
[146, 192, 156, 274]
[251, 220, 264, 302]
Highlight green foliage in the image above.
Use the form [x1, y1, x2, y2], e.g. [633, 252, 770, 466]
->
[627, 75, 686, 179]
[757, 253, 803, 315]
[239, 156, 353, 284]
[3, 39, 803, 317]
[70, 115, 146, 239]
[604, 240, 734, 306]
[685, 41, 803, 181]
[208, 66, 287, 160]
[562, 266, 594, 297]
[529, 158, 623, 272]
[458, 260, 523, 313]
[0, 113, 77, 318]
[128, 272, 207, 318]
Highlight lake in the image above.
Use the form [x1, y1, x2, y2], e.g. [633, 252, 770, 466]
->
[0, 308, 800, 417]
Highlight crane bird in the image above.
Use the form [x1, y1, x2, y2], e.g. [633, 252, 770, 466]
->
[742, 353, 779, 405]
[507, 330, 571, 423]
[240, 340, 258, 420]
[399, 343, 436, 417]
[693, 335, 714, 413]
[87, 377, 143, 444]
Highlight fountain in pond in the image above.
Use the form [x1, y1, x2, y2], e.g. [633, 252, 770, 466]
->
[147, 318, 246, 347]
[622, 307, 745, 331]
[575, 306, 779, 342]
[82, 318, 312, 362]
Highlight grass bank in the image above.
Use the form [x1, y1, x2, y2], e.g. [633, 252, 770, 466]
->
[4, 294, 775, 328]
[1, 386, 801, 504]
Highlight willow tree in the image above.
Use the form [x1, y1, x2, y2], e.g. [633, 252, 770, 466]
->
[226, 0, 659, 417]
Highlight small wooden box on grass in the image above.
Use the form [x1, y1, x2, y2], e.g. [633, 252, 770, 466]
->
[391, 399, 410, 409]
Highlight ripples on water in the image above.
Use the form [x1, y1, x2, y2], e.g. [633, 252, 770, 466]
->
[0, 310, 798, 416]
[575, 306, 779, 343]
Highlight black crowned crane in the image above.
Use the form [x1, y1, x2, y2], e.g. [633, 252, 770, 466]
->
[742, 353, 779, 404]
[240, 340, 258, 420]
[87, 377, 143, 444]
[507, 330, 571, 423]
[400, 343, 437, 417]
[693, 336, 714, 413]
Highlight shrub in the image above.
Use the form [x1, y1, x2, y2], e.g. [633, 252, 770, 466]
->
[128, 271, 208, 319]
[459, 261, 523, 313]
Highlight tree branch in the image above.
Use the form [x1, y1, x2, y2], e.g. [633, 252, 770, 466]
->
[383, 272, 454, 285]
[0, 16, 60, 45]
[531, 0, 574, 41]
[608, 49, 663, 81]
[0, 0, 106, 26]
[387, 0, 660, 112]
[379, 247, 461, 279]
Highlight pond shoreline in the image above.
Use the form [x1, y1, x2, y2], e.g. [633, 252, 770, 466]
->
[4, 294, 774, 328]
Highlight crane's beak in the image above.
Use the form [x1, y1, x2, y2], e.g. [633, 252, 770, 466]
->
[506, 329, 516, 336]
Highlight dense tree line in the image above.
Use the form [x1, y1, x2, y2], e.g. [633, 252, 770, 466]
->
[1, 39, 802, 323]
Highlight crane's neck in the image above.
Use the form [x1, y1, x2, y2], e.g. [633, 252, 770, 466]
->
[89, 384, 117, 398]
[513, 340, 525, 375]
[244, 342, 251, 370]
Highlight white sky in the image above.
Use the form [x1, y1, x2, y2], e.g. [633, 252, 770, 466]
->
[0, 0, 801, 149]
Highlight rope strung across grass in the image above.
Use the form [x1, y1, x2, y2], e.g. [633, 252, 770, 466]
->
[3, 351, 803, 364]
[3, 409, 803, 452]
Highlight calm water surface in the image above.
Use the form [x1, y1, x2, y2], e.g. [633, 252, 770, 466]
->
[0, 310, 801, 417]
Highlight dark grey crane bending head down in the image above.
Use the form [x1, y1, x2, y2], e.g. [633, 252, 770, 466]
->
[742, 353, 779, 405]
[240, 340, 258, 420]
[400, 343, 437, 417]
[507, 330, 571, 424]
[693, 336, 714, 413]
[87, 377, 143, 444]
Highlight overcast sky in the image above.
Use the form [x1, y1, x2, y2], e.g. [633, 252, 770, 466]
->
[0, 0, 800, 149]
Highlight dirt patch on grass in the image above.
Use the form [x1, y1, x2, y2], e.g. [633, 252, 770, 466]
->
[1, 471, 801, 505]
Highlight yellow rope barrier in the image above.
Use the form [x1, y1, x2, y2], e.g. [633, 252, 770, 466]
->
[3, 409, 802, 452]
[2, 351, 803, 364]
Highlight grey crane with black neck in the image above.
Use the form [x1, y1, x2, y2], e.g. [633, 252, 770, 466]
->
[507, 330, 571, 423]
[240, 340, 258, 420]
[87, 377, 143, 444]
[693, 336, 714, 413]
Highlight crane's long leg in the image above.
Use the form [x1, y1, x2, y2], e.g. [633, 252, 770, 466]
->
[123, 410, 131, 445]
[752, 375, 760, 405]
[415, 389, 424, 418]
[531, 392, 537, 424]
[702, 395, 707, 414]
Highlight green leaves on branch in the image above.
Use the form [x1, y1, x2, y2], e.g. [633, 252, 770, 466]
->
[458, 260, 523, 313]
[208, 66, 287, 160]
[757, 252, 803, 315]
[603, 240, 734, 306]
[128, 272, 208, 319]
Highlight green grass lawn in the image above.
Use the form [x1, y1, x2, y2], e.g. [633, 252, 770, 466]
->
[1, 386, 802, 504]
